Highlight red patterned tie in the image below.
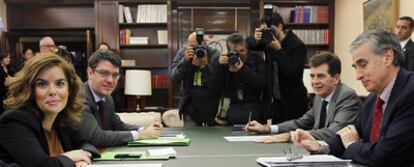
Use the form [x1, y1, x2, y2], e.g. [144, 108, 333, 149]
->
[369, 96, 384, 143]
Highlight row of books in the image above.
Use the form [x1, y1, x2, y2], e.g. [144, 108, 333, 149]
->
[152, 75, 169, 88]
[276, 5, 329, 24]
[292, 29, 329, 45]
[119, 4, 167, 24]
[120, 29, 167, 45]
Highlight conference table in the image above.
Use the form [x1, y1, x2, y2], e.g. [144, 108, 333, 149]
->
[92, 127, 365, 167]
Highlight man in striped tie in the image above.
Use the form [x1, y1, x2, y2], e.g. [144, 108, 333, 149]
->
[293, 30, 414, 166]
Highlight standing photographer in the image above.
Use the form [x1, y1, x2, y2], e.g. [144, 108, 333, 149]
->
[170, 29, 221, 126]
[247, 7, 308, 124]
[211, 33, 268, 125]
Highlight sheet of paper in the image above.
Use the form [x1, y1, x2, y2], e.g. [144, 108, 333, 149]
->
[256, 155, 351, 167]
[88, 163, 162, 167]
[224, 135, 271, 142]
[148, 147, 177, 158]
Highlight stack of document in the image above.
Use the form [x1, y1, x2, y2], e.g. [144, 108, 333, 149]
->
[160, 131, 185, 138]
[256, 155, 351, 167]
[148, 147, 177, 158]
[94, 151, 170, 161]
[128, 137, 191, 146]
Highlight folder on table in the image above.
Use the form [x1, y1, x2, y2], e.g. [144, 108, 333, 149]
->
[128, 137, 191, 147]
[94, 151, 170, 161]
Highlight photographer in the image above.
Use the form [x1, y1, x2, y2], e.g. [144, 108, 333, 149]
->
[211, 33, 268, 125]
[170, 29, 221, 126]
[247, 7, 308, 124]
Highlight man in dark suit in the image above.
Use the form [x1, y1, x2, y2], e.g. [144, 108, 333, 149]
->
[74, 50, 162, 147]
[247, 10, 308, 124]
[246, 52, 360, 143]
[294, 30, 414, 166]
[395, 16, 414, 71]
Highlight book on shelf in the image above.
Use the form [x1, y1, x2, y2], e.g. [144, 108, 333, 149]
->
[292, 29, 329, 45]
[136, 4, 167, 23]
[120, 29, 132, 45]
[152, 75, 169, 88]
[276, 5, 329, 24]
[129, 37, 149, 45]
[119, 4, 124, 23]
[157, 30, 168, 45]
[123, 6, 133, 23]
[121, 59, 136, 67]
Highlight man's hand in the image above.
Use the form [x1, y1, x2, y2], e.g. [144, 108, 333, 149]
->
[229, 57, 244, 72]
[139, 122, 163, 139]
[245, 120, 271, 133]
[292, 129, 320, 152]
[255, 132, 291, 144]
[268, 35, 281, 50]
[218, 53, 228, 65]
[254, 28, 262, 42]
[336, 125, 359, 148]
[184, 47, 195, 61]
[62, 149, 92, 165]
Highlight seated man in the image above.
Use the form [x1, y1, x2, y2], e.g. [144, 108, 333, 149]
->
[73, 50, 162, 147]
[246, 52, 360, 143]
[294, 30, 414, 166]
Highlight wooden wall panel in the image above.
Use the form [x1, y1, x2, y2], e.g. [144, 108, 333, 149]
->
[95, 1, 119, 52]
[7, 5, 94, 29]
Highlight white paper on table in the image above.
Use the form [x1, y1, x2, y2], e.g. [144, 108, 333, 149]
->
[223, 135, 271, 142]
[148, 147, 177, 158]
[88, 164, 162, 167]
[256, 155, 351, 167]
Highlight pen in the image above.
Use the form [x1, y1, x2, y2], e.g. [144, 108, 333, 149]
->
[247, 111, 252, 124]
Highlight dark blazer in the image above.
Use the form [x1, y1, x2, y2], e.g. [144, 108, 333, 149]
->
[247, 29, 308, 123]
[83, 82, 138, 131]
[326, 69, 414, 166]
[169, 47, 221, 125]
[277, 83, 361, 140]
[0, 109, 97, 167]
[404, 39, 414, 71]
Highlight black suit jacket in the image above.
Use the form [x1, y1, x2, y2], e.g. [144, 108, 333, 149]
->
[404, 39, 414, 71]
[83, 83, 138, 131]
[326, 69, 414, 166]
[0, 109, 97, 167]
[247, 29, 308, 122]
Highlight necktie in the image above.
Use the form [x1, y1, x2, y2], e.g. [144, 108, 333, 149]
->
[370, 96, 384, 143]
[97, 100, 107, 129]
[318, 100, 328, 129]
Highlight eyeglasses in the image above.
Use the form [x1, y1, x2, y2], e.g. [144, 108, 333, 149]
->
[94, 69, 121, 80]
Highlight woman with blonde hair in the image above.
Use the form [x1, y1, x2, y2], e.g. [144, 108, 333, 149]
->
[0, 53, 99, 167]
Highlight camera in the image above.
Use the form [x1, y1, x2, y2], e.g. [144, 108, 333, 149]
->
[227, 51, 240, 67]
[193, 28, 206, 58]
[261, 4, 277, 45]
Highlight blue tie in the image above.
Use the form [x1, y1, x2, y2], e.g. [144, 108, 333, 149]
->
[319, 100, 328, 128]
[97, 100, 107, 129]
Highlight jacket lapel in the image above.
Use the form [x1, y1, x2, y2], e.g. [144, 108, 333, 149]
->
[326, 83, 342, 127]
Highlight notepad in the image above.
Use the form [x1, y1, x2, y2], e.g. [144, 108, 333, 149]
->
[94, 151, 169, 161]
[224, 135, 271, 142]
[160, 131, 185, 138]
[128, 137, 191, 147]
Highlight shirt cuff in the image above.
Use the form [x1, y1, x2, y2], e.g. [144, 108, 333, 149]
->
[130, 131, 139, 141]
[270, 125, 279, 134]
[315, 140, 330, 154]
[345, 141, 357, 148]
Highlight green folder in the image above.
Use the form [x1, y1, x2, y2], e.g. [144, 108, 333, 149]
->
[94, 151, 170, 161]
[128, 137, 191, 147]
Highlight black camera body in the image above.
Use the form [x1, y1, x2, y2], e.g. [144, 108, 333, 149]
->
[261, 4, 276, 45]
[193, 28, 206, 58]
[227, 51, 240, 67]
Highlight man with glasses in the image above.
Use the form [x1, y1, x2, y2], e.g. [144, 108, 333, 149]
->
[73, 50, 162, 147]
[39, 36, 56, 53]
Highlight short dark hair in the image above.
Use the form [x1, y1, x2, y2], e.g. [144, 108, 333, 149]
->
[88, 50, 121, 70]
[399, 16, 414, 28]
[259, 12, 284, 27]
[309, 52, 341, 77]
[226, 33, 245, 51]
